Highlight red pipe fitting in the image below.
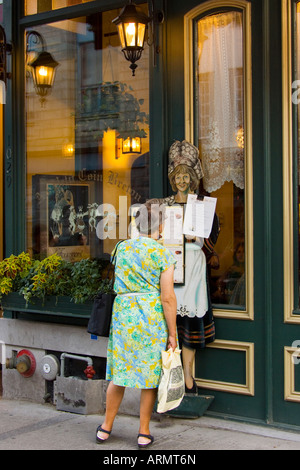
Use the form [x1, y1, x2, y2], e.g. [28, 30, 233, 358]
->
[84, 365, 96, 379]
[16, 349, 36, 378]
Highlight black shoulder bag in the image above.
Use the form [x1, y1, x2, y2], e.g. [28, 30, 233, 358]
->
[87, 240, 123, 337]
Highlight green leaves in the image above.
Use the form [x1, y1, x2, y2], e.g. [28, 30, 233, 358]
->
[0, 253, 112, 305]
[68, 258, 112, 304]
[0, 252, 32, 296]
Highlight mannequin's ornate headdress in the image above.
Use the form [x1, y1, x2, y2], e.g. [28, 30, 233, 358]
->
[168, 140, 204, 180]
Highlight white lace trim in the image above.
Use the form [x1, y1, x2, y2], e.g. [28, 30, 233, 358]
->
[177, 304, 207, 319]
[202, 119, 244, 193]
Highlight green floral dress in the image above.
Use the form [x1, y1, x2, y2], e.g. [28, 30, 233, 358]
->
[106, 237, 176, 389]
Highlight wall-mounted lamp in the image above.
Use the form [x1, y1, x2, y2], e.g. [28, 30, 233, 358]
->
[62, 142, 75, 158]
[0, 25, 12, 104]
[112, 0, 164, 76]
[26, 30, 59, 105]
[122, 136, 142, 154]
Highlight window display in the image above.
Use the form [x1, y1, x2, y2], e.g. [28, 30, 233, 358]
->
[25, 8, 150, 261]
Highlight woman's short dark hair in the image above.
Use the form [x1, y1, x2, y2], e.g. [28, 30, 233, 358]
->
[135, 201, 166, 235]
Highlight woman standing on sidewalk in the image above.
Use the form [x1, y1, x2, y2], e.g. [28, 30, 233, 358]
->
[96, 202, 177, 449]
[151, 140, 219, 394]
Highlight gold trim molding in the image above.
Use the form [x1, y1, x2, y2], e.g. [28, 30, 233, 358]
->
[284, 346, 300, 402]
[196, 339, 255, 396]
[282, 0, 299, 323]
[184, 1, 254, 321]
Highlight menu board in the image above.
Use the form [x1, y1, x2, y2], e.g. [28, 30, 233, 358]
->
[183, 194, 217, 238]
[161, 205, 185, 285]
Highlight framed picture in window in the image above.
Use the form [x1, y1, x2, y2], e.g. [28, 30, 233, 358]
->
[32, 174, 102, 261]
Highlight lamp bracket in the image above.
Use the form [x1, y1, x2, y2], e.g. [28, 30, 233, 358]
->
[26, 30, 46, 55]
[149, 0, 164, 24]
[152, 9, 164, 24]
[147, 0, 164, 57]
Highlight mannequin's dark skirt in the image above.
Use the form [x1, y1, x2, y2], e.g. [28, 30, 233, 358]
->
[177, 307, 215, 350]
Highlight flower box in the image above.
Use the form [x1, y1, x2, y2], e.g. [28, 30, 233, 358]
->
[1, 292, 93, 318]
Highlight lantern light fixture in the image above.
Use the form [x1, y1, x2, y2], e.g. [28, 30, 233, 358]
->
[122, 136, 142, 154]
[26, 30, 59, 105]
[112, 0, 164, 76]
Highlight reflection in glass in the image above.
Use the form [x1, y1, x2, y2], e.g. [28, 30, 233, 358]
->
[25, 9, 150, 262]
[25, 0, 94, 15]
[195, 10, 245, 308]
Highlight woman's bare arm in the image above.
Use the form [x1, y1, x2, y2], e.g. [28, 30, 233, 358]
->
[160, 265, 177, 351]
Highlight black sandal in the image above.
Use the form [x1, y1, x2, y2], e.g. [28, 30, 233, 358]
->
[96, 425, 111, 443]
[185, 378, 198, 394]
[137, 433, 154, 449]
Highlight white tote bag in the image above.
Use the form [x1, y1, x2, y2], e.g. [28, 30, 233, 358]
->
[157, 348, 185, 413]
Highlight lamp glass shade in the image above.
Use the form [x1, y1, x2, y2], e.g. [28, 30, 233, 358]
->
[122, 137, 141, 154]
[124, 22, 137, 47]
[117, 24, 126, 49]
[137, 23, 146, 47]
[122, 137, 131, 153]
[29, 50, 59, 96]
[131, 136, 141, 152]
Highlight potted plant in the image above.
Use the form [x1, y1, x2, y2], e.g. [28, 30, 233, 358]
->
[0, 252, 112, 318]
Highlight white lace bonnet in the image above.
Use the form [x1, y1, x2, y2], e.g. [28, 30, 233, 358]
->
[168, 140, 204, 181]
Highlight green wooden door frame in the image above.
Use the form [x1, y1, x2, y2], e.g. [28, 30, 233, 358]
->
[263, 0, 288, 427]
[3, 0, 25, 257]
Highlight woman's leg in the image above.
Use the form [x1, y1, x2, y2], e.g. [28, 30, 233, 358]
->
[181, 345, 196, 389]
[97, 381, 125, 440]
[138, 388, 157, 445]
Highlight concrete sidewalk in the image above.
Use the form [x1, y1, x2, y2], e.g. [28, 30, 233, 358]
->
[0, 398, 300, 451]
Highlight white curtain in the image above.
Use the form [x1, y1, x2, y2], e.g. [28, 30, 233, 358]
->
[197, 11, 244, 192]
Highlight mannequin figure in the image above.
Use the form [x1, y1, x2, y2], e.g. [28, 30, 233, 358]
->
[163, 141, 219, 393]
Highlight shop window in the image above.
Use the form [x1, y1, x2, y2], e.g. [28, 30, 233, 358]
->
[25, 9, 150, 262]
[192, 7, 249, 310]
[25, 0, 94, 15]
